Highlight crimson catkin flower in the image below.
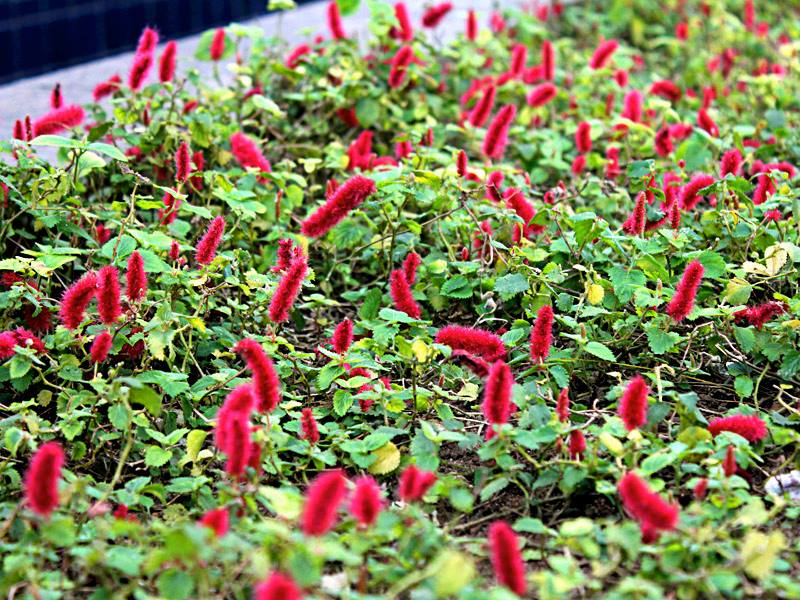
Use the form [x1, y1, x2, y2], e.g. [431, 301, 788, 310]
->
[25, 442, 65, 517]
[679, 173, 715, 210]
[556, 387, 570, 422]
[483, 360, 514, 437]
[50, 83, 62, 109]
[300, 408, 319, 444]
[394, 2, 413, 41]
[708, 414, 767, 442]
[589, 39, 619, 69]
[622, 192, 647, 235]
[332, 318, 353, 353]
[736, 301, 787, 329]
[618, 472, 679, 535]
[93, 74, 122, 101]
[509, 44, 527, 77]
[158, 41, 177, 82]
[224, 412, 251, 477]
[199, 507, 229, 538]
[723, 445, 737, 477]
[175, 141, 191, 183]
[466, 9, 478, 40]
[32, 105, 85, 137]
[576, 121, 591, 153]
[468, 84, 496, 127]
[542, 39, 555, 81]
[569, 430, 586, 459]
[234, 338, 281, 413]
[126, 250, 147, 303]
[403, 251, 421, 284]
[388, 45, 414, 88]
[486, 171, 504, 202]
[327, 1, 346, 39]
[214, 384, 254, 452]
[136, 27, 159, 54]
[665, 260, 704, 322]
[398, 465, 437, 502]
[351, 476, 383, 527]
[421, 2, 452, 28]
[269, 254, 308, 323]
[286, 44, 311, 69]
[195, 216, 226, 265]
[697, 108, 718, 136]
[90, 330, 113, 363]
[230, 132, 272, 180]
[96, 266, 121, 326]
[482, 104, 517, 160]
[301, 469, 347, 536]
[650, 80, 682, 103]
[59, 272, 97, 330]
[621, 89, 643, 122]
[390, 269, 420, 319]
[254, 572, 303, 600]
[530, 304, 554, 363]
[436, 325, 506, 362]
[456, 150, 468, 176]
[720, 148, 743, 177]
[487, 521, 527, 596]
[693, 478, 708, 500]
[128, 52, 153, 91]
[527, 83, 557, 107]
[618, 375, 649, 431]
[753, 173, 775, 205]
[210, 28, 226, 60]
[301, 175, 377, 238]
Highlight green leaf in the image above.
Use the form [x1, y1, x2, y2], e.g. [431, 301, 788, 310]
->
[145, 445, 172, 467]
[494, 273, 529, 300]
[645, 325, 681, 355]
[336, 0, 360, 16]
[185, 430, 207, 463]
[108, 403, 130, 430]
[130, 385, 163, 417]
[379, 307, 418, 323]
[734, 375, 754, 398]
[584, 341, 617, 362]
[360, 288, 382, 320]
[157, 569, 195, 600]
[333, 390, 354, 416]
[609, 267, 646, 304]
[441, 275, 472, 299]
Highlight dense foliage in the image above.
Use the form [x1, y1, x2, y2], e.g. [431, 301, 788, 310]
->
[2, 0, 800, 597]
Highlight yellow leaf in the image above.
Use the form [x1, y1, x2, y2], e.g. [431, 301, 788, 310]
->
[185, 430, 207, 464]
[599, 432, 624, 457]
[432, 550, 475, 597]
[368, 441, 401, 475]
[740, 530, 785, 580]
[587, 283, 604, 305]
[260, 486, 303, 520]
[764, 244, 788, 276]
[411, 338, 430, 363]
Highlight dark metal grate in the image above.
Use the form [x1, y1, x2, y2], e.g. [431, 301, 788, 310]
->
[0, 0, 279, 84]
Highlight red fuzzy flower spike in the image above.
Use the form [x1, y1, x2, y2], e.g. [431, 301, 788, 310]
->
[542, 39, 555, 81]
[707, 414, 767, 443]
[195, 216, 226, 265]
[90, 330, 113, 363]
[301, 175, 377, 238]
[254, 572, 303, 600]
[223, 411, 251, 477]
[301, 469, 347, 536]
[0, 328, 46, 359]
[327, 1, 346, 39]
[556, 387, 570, 423]
[136, 27, 159, 54]
[590, 39, 619, 69]
[487, 520, 527, 596]
[175, 141, 191, 183]
[159, 41, 177, 83]
[300, 408, 319, 445]
[665, 260, 704, 322]
[25, 442, 65, 518]
[50, 83, 63, 109]
[393, 3, 414, 41]
[403, 251, 421, 285]
[210, 28, 226, 61]
[736, 301, 787, 329]
[483, 360, 514, 438]
[390, 269, 421, 319]
[59, 271, 97, 330]
[421, 2, 452, 28]
[530, 304, 554, 363]
[398, 465, 437, 502]
[723, 445, 737, 477]
[199, 507, 229, 538]
[96, 265, 121, 326]
[509, 44, 527, 78]
[569, 430, 586, 459]
[622, 192, 647, 235]
[351, 476, 384, 527]
[93, 74, 122, 101]
[482, 104, 517, 160]
[720, 148, 743, 177]
[269, 253, 308, 323]
[618, 375, 650, 431]
[32, 105, 85, 136]
[527, 83, 558, 108]
[128, 52, 153, 91]
[679, 173, 715, 210]
[234, 338, 281, 413]
[618, 472, 679, 539]
[230, 132, 272, 181]
[126, 250, 147, 303]
[435, 325, 506, 362]
[214, 384, 255, 452]
[486, 171, 505, 202]
[388, 45, 415, 88]
[466, 10, 478, 41]
[697, 108, 719, 136]
[576, 121, 591, 153]
[468, 84, 496, 128]
[693, 478, 708, 500]
[332, 318, 353, 354]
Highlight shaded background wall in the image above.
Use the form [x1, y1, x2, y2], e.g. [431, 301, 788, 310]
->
[0, 0, 283, 84]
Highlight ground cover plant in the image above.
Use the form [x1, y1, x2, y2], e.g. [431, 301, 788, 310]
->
[1, 0, 800, 597]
